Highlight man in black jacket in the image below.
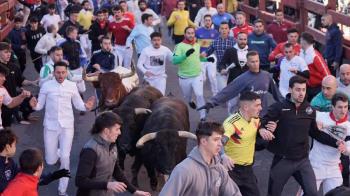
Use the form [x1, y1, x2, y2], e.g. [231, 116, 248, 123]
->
[88, 10, 109, 53]
[259, 75, 340, 196]
[19, 0, 48, 21]
[58, 9, 86, 38]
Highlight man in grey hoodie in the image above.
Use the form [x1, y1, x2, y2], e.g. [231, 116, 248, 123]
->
[159, 122, 242, 196]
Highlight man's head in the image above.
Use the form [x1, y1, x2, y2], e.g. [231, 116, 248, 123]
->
[203, 14, 212, 29]
[195, 122, 224, 157]
[340, 64, 350, 86]
[141, 13, 153, 26]
[82, 0, 90, 10]
[235, 11, 246, 26]
[287, 28, 299, 45]
[14, 16, 23, 29]
[49, 46, 64, 63]
[0, 129, 17, 158]
[204, 0, 212, 8]
[119, 1, 128, 12]
[66, 26, 78, 40]
[321, 14, 333, 28]
[138, 0, 147, 11]
[151, 32, 162, 49]
[331, 92, 349, 120]
[177, 0, 186, 10]
[219, 21, 230, 38]
[113, 5, 123, 19]
[239, 91, 262, 119]
[48, 4, 56, 15]
[237, 32, 248, 48]
[275, 9, 284, 23]
[100, 36, 112, 52]
[284, 43, 295, 60]
[96, 10, 105, 21]
[69, 10, 80, 22]
[91, 111, 123, 142]
[47, 24, 57, 35]
[217, 4, 225, 14]
[253, 19, 265, 35]
[300, 32, 314, 50]
[246, 51, 260, 73]
[0, 65, 8, 86]
[288, 75, 307, 104]
[0, 42, 12, 64]
[322, 75, 338, 100]
[19, 148, 44, 177]
[53, 61, 68, 83]
[184, 27, 196, 41]
[29, 17, 39, 30]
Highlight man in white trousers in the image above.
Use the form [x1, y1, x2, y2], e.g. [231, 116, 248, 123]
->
[137, 32, 173, 95]
[30, 61, 95, 196]
[172, 26, 215, 121]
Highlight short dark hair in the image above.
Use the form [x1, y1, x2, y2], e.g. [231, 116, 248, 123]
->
[289, 75, 307, 88]
[119, 0, 126, 4]
[195, 122, 224, 145]
[48, 3, 56, 9]
[239, 91, 261, 102]
[70, 8, 80, 15]
[54, 61, 68, 70]
[96, 10, 103, 15]
[246, 50, 259, 59]
[300, 32, 314, 44]
[220, 21, 229, 27]
[284, 42, 293, 49]
[29, 17, 39, 23]
[81, 0, 89, 6]
[141, 13, 152, 23]
[150, 32, 162, 39]
[331, 92, 349, 107]
[0, 42, 11, 51]
[138, 0, 147, 5]
[113, 5, 122, 11]
[101, 8, 109, 13]
[177, 0, 186, 5]
[0, 129, 17, 152]
[184, 26, 195, 34]
[66, 25, 78, 36]
[14, 16, 23, 23]
[203, 14, 212, 20]
[91, 111, 123, 134]
[325, 186, 350, 196]
[100, 36, 111, 43]
[253, 19, 264, 25]
[237, 31, 248, 37]
[19, 148, 43, 175]
[49, 46, 62, 55]
[287, 28, 299, 34]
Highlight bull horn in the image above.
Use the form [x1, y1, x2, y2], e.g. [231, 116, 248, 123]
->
[178, 131, 197, 140]
[120, 60, 136, 79]
[82, 68, 99, 82]
[134, 108, 152, 115]
[136, 132, 157, 148]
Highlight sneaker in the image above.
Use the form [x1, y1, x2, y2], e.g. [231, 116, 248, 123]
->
[189, 101, 197, 109]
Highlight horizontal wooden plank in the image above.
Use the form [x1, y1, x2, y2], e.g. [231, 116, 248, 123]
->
[343, 45, 350, 59]
[305, 26, 326, 44]
[239, 3, 258, 16]
[258, 10, 274, 22]
[303, 0, 326, 15]
[327, 10, 350, 27]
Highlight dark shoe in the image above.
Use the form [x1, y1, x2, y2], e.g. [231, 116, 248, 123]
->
[189, 101, 197, 109]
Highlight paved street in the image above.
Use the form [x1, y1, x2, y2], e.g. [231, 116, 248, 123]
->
[11, 23, 301, 196]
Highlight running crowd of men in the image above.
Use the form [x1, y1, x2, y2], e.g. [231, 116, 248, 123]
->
[0, 0, 348, 195]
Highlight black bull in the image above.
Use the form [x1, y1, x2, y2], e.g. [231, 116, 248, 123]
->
[133, 97, 197, 190]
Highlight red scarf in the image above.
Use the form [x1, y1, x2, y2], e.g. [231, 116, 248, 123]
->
[98, 20, 107, 29]
[330, 112, 348, 125]
[182, 38, 196, 45]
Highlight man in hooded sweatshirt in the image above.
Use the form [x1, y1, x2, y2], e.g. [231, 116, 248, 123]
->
[159, 122, 242, 196]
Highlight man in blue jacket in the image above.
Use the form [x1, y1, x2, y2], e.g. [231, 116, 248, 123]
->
[321, 14, 343, 76]
[248, 19, 276, 71]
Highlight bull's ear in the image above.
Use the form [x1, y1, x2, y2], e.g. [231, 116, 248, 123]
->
[134, 108, 152, 115]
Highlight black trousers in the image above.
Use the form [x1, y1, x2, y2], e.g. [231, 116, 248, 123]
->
[173, 35, 184, 44]
[326, 59, 341, 77]
[30, 51, 42, 73]
[228, 165, 260, 196]
[341, 154, 350, 187]
[13, 49, 26, 73]
[268, 156, 318, 196]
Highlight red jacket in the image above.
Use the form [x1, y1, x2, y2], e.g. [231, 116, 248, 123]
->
[1, 173, 39, 196]
[268, 42, 301, 62]
[300, 46, 330, 87]
[230, 23, 253, 38]
[266, 21, 292, 44]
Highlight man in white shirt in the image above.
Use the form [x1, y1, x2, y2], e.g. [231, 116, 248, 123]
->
[39, 46, 66, 87]
[337, 64, 350, 97]
[30, 61, 95, 196]
[137, 32, 173, 95]
[135, 0, 160, 26]
[40, 4, 62, 31]
[194, 0, 217, 27]
[278, 43, 309, 97]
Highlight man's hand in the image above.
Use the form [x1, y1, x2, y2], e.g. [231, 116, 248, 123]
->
[185, 48, 195, 57]
[331, 62, 339, 68]
[200, 52, 207, 58]
[316, 121, 323, 130]
[29, 97, 38, 108]
[98, 35, 104, 40]
[275, 53, 283, 59]
[20, 45, 26, 49]
[0, 96, 3, 106]
[85, 96, 96, 111]
[121, 25, 131, 31]
[221, 154, 235, 171]
[197, 102, 214, 112]
[51, 169, 71, 180]
[134, 190, 151, 196]
[220, 69, 227, 75]
[207, 57, 215, 63]
[144, 71, 155, 78]
[20, 90, 31, 99]
[288, 67, 298, 74]
[175, 15, 181, 20]
[337, 141, 346, 154]
[107, 181, 127, 193]
[92, 64, 101, 71]
[259, 128, 275, 141]
[265, 121, 277, 133]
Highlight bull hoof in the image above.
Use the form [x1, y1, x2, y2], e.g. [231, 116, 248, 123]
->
[131, 178, 139, 187]
[150, 179, 158, 191]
